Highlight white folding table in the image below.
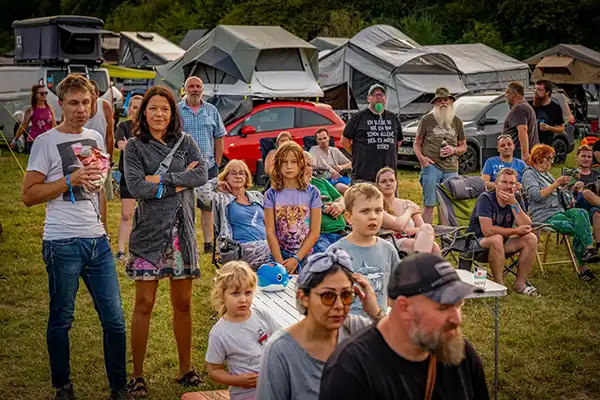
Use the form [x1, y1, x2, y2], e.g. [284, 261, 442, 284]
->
[254, 271, 507, 400]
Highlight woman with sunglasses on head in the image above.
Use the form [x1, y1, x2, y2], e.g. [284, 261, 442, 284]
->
[256, 248, 384, 400]
[375, 167, 440, 255]
[10, 84, 56, 153]
[523, 144, 600, 281]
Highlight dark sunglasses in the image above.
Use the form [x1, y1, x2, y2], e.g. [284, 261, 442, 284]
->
[38, 91, 48, 96]
[316, 290, 356, 307]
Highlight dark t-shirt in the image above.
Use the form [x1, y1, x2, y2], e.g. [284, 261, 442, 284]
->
[503, 101, 539, 152]
[578, 170, 600, 185]
[530, 100, 564, 145]
[319, 325, 489, 400]
[115, 120, 134, 175]
[592, 140, 600, 165]
[343, 108, 402, 182]
[467, 191, 523, 238]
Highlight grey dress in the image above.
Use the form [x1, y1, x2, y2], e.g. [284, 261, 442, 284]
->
[124, 133, 207, 279]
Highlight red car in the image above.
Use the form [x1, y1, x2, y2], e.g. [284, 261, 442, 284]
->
[224, 101, 346, 174]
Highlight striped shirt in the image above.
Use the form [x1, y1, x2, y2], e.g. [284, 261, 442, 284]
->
[178, 100, 226, 168]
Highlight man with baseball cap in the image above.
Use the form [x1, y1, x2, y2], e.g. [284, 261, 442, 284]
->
[319, 253, 489, 400]
[341, 83, 403, 182]
[414, 87, 467, 224]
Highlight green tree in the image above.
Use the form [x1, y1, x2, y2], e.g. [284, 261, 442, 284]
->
[319, 9, 366, 38]
[399, 12, 445, 45]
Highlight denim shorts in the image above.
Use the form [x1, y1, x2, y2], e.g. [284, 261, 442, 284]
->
[327, 176, 351, 187]
[419, 165, 458, 207]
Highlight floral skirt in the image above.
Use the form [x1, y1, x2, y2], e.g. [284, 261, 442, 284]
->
[126, 223, 201, 281]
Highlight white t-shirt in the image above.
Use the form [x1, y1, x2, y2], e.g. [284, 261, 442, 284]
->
[205, 306, 280, 400]
[309, 145, 349, 171]
[27, 127, 107, 241]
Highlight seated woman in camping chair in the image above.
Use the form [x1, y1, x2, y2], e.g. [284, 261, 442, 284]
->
[375, 167, 440, 255]
[197, 160, 270, 269]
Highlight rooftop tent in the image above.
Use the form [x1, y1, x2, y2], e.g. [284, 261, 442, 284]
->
[12, 16, 107, 64]
[101, 32, 120, 64]
[179, 29, 208, 50]
[523, 44, 600, 84]
[318, 25, 467, 115]
[309, 37, 349, 52]
[119, 31, 185, 69]
[424, 43, 530, 90]
[156, 25, 323, 99]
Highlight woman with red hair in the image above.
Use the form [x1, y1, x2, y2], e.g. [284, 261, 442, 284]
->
[522, 144, 600, 281]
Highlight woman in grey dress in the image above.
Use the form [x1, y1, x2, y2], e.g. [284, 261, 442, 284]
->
[124, 86, 208, 396]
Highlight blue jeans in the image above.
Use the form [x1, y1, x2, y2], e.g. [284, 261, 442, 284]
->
[42, 236, 127, 390]
[327, 176, 351, 187]
[419, 165, 458, 207]
[313, 232, 344, 253]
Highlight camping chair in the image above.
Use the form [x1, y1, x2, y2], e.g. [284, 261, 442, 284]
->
[377, 230, 410, 260]
[435, 175, 526, 284]
[211, 199, 243, 269]
[256, 137, 277, 188]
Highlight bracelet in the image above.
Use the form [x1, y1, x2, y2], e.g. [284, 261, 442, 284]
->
[510, 203, 520, 213]
[292, 254, 301, 264]
[65, 174, 75, 204]
[156, 175, 164, 199]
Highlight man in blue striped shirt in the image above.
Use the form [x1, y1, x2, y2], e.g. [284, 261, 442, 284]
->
[178, 76, 226, 253]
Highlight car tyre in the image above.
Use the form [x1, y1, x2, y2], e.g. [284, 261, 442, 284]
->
[551, 138, 568, 164]
[459, 144, 478, 174]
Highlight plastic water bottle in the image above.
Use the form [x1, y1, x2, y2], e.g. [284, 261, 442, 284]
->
[440, 138, 448, 158]
[474, 268, 487, 290]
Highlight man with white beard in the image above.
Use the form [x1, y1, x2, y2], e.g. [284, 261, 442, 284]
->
[178, 76, 226, 253]
[319, 253, 489, 400]
[414, 87, 466, 224]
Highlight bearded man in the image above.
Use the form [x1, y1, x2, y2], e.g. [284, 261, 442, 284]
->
[414, 87, 466, 224]
[530, 79, 565, 146]
[319, 253, 490, 400]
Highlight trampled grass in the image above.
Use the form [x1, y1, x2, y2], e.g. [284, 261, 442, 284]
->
[1, 149, 599, 399]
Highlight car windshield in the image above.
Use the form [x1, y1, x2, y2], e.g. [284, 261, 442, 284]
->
[453, 95, 499, 121]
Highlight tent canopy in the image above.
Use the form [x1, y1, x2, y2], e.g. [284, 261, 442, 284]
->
[156, 25, 323, 99]
[119, 31, 184, 68]
[309, 37, 349, 52]
[523, 44, 600, 84]
[179, 29, 207, 50]
[318, 24, 467, 114]
[424, 43, 530, 90]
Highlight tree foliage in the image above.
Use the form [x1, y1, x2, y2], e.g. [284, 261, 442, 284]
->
[1, 0, 600, 59]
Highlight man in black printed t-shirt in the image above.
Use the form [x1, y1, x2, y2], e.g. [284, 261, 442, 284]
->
[341, 84, 403, 182]
[529, 79, 565, 146]
[319, 253, 489, 400]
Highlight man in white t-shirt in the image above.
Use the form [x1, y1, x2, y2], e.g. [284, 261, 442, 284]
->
[22, 74, 130, 400]
[309, 128, 352, 194]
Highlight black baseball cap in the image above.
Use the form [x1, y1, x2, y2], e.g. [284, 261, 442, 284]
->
[388, 253, 483, 304]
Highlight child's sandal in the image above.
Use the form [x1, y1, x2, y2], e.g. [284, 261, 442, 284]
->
[127, 377, 148, 398]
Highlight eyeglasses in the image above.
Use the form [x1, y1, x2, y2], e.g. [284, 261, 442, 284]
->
[316, 290, 356, 307]
[370, 93, 386, 98]
[38, 92, 48, 96]
[228, 170, 246, 177]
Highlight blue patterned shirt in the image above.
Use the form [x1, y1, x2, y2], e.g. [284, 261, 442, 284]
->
[178, 100, 226, 168]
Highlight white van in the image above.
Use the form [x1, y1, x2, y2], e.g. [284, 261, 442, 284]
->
[0, 64, 112, 148]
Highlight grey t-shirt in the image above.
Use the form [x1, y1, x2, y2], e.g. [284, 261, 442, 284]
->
[205, 306, 280, 400]
[328, 237, 400, 314]
[504, 100, 539, 152]
[26, 128, 107, 241]
[256, 315, 373, 400]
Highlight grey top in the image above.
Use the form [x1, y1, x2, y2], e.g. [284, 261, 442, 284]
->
[256, 315, 373, 400]
[522, 166, 563, 223]
[328, 238, 400, 315]
[205, 306, 280, 400]
[124, 133, 207, 267]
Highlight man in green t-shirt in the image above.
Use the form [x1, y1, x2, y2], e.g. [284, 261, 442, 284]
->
[304, 152, 347, 252]
[414, 87, 467, 224]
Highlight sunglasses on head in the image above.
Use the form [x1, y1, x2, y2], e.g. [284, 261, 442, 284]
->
[316, 290, 355, 307]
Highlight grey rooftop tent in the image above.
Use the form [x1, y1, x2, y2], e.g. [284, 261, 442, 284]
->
[156, 25, 323, 99]
[310, 37, 349, 51]
[179, 30, 207, 50]
[119, 31, 184, 69]
[523, 44, 600, 84]
[425, 43, 530, 90]
[318, 25, 467, 116]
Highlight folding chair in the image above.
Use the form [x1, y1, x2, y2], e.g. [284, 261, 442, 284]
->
[377, 230, 409, 260]
[535, 227, 579, 275]
[256, 137, 276, 188]
[211, 197, 243, 269]
[435, 176, 526, 284]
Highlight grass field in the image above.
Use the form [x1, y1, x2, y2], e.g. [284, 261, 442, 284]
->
[1, 148, 599, 400]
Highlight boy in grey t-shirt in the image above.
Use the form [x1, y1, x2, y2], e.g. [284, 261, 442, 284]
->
[328, 183, 400, 314]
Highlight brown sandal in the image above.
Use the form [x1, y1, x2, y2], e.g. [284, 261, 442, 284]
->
[177, 370, 203, 387]
[127, 377, 147, 398]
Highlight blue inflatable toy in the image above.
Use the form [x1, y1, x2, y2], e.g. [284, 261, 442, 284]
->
[257, 262, 289, 292]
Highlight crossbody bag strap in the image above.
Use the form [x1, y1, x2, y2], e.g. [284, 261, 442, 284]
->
[425, 355, 437, 400]
[154, 134, 186, 175]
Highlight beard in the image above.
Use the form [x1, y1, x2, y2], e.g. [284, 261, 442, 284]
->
[409, 320, 466, 365]
[533, 93, 546, 107]
[433, 104, 455, 129]
[187, 92, 202, 105]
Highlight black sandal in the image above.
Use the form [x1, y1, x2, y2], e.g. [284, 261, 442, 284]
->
[127, 377, 147, 398]
[579, 269, 596, 282]
[177, 370, 203, 387]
